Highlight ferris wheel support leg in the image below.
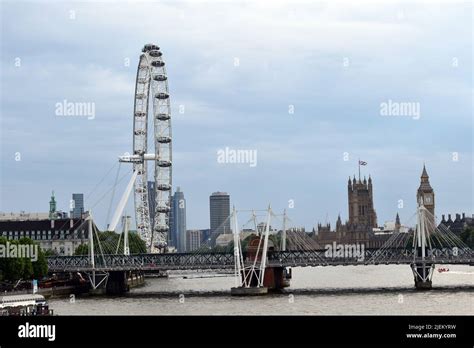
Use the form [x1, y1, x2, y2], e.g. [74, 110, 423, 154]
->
[108, 170, 139, 232]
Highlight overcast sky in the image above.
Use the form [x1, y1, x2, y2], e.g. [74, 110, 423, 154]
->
[1, 0, 472, 231]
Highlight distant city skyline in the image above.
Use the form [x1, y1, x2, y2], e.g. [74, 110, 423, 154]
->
[0, 1, 472, 231]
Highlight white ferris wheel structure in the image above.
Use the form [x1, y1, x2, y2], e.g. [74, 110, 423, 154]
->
[108, 43, 172, 253]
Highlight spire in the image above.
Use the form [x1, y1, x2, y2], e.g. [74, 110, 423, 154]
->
[50, 190, 56, 204]
[418, 164, 432, 190]
[395, 213, 401, 232]
[49, 190, 57, 220]
[336, 214, 342, 232]
[363, 176, 367, 185]
[421, 163, 429, 179]
[368, 174, 372, 183]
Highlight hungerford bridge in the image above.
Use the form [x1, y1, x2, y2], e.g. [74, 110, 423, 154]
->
[47, 203, 473, 295]
[47, 44, 472, 295]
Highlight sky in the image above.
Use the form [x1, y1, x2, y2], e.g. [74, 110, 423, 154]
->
[0, 0, 472, 232]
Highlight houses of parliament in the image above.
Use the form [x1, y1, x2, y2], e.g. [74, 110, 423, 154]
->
[312, 165, 436, 248]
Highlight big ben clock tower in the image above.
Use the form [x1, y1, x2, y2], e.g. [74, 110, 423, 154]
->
[417, 164, 435, 225]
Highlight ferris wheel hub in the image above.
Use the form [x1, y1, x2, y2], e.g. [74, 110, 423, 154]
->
[118, 153, 157, 163]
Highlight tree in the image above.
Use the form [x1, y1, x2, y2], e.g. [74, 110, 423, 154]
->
[128, 232, 147, 254]
[74, 230, 147, 255]
[0, 237, 47, 281]
[74, 243, 89, 255]
[32, 248, 48, 279]
[18, 238, 34, 279]
[0, 238, 25, 281]
[460, 227, 474, 248]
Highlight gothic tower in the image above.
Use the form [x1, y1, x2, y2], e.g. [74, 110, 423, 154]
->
[395, 213, 401, 232]
[417, 164, 435, 225]
[348, 175, 377, 228]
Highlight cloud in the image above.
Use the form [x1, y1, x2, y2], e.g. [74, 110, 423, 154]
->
[0, 0, 471, 229]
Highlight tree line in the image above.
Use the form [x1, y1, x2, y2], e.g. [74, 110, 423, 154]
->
[0, 237, 48, 282]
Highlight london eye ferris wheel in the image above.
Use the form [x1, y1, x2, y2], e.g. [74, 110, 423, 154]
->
[113, 43, 172, 252]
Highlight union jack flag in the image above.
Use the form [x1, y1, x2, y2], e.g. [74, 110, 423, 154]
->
[359, 160, 367, 166]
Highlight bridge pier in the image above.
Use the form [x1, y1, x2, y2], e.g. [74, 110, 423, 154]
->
[86, 271, 109, 295]
[231, 268, 267, 296]
[106, 271, 129, 295]
[410, 262, 434, 290]
[264, 266, 291, 292]
[231, 267, 291, 296]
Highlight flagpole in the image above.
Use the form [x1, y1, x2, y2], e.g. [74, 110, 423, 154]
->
[358, 158, 361, 182]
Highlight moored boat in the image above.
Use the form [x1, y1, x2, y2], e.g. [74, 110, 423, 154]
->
[0, 294, 53, 316]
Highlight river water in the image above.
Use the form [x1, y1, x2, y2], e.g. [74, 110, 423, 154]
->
[49, 265, 473, 315]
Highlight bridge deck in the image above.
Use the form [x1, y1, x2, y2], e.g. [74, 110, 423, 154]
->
[47, 248, 473, 272]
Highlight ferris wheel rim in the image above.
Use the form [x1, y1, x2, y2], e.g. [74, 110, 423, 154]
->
[131, 44, 172, 252]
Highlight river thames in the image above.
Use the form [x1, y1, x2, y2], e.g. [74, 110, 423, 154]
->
[48, 265, 473, 315]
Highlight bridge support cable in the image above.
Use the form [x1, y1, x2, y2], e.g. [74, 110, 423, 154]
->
[86, 212, 109, 290]
[105, 162, 122, 229]
[229, 207, 278, 289]
[367, 229, 412, 264]
[277, 219, 327, 265]
[88, 168, 134, 213]
[237, 209, 265, 288]
[108, 170, 139, 232]
[113, 216, 131, 255]
[281, 209, 287, 251]
[115, 234, 122, 254]
[230, 206, 276, 294]
[257, 206, 272, 287]
[421, 209, 473, 260]
[367, 212, 416, 264]
[232, 206, 243, 287]
[85, 161, 119, 202]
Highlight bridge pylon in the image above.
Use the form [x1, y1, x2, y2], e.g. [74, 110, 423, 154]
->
[231, 206, 270, 295]
[230, 205, 291, 295]
[85, 212, 110, 293]
[410, 199, 435, 290]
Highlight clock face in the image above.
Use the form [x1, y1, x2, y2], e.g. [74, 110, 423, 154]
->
[424, 194, 432, 204]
